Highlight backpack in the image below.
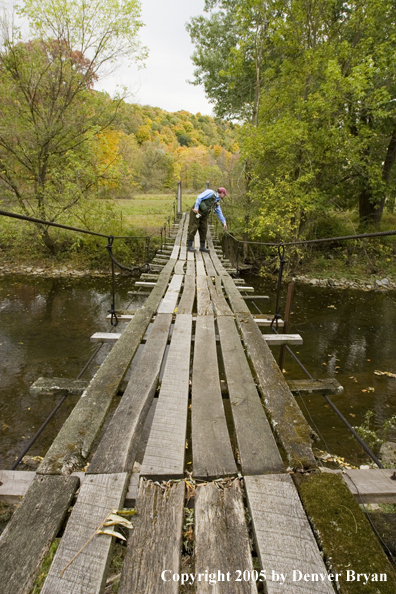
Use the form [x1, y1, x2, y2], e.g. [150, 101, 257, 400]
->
[198, 192, 217, 215]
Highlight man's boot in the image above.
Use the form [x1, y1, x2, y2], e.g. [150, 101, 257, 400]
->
[200, 242, 210, 253]
[187, 240, 196, 252]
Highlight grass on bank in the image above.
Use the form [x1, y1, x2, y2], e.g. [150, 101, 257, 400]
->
[113, 194, 195, 233]
[0, 194, 195, 270]
[1, 194, 396, 281]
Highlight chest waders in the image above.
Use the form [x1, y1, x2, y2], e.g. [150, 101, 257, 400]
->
[187, 192, 217, 252]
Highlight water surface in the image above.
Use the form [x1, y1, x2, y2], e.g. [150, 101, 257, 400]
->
[243, 274, 396, 465]
[1, 273, 395, 469]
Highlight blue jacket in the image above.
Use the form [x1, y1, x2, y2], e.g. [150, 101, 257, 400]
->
[194, 189, 226, 225]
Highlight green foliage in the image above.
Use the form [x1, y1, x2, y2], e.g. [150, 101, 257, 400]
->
[0, 0, 145, 254]
[189, 0, 396, 242]
[31, 538, 60, 593]
[353, 411, 396, 452]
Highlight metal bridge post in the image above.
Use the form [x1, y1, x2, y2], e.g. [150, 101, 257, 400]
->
[177, 181, 182, 214]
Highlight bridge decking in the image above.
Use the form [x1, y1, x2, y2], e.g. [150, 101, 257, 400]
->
[0, 214, 379, 593]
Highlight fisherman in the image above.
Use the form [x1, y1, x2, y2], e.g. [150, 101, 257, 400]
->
[187, 187, 228, 253]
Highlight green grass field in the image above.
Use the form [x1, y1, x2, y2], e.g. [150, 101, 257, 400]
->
[113, 194, 196, 233]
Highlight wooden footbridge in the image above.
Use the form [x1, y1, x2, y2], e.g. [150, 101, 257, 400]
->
[1, 214, 395, 593]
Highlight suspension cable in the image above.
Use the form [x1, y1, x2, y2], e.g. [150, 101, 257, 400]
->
[223, 227, 396, 248]
[10, 343, 103, 470]
[0, 208, 149, 240]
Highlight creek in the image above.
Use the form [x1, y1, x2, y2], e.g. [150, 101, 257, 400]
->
[0, 273, 395, 469]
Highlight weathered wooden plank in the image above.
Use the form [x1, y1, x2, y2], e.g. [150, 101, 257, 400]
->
[177, 274, 195, 314]
[0, 475, 79, 594]
[237, 286, 255, 292]
[0, 470, 36, 503]
[174, 260, 185, 274]
[195, 251, 206, 276]
[90, 332, 122, 343]
[263, 334, 303, 346]
[206, 234, 227, 275]
[287, 378, 343, 395]
[140, 314, 192, 479]
[215, 275, 223, 293]
[192, 316, 237, 479]
[140, 273, 159, 280]
[170, 245, 180, 259]
[87, 314, 172, 474]
[119, 480, 185, 594]
[217, 316, 284, 475]
[252, 316, 284, 327]
[41, 473, 128, 594]
[197, 274, 212, 315]
[90, 327, 301, 349]
[169, 215, 184, 260]
[342, 469, 396, 503]
[0, 470, 141, 506]
[195, 480, 258, 594]
[127, 291, 151, 297]
[30, 377, 88, 396]
[186, 259, 195, 275]
[236, 314, 316, 471]
[158, 274, 183, 314]
[202, 251, 217, 277]
[245, 474, 334, 594]
[135, 281, 157, 287]
[153, 254, 170, 260]
[194, 233, 200, 249]
[241, 295, 269, 300]
[187, 250, 194, 261]
[179, 213, 188, 261]
[38, 260, 176, 475]
[106, 313, 135, 321]
[222, 275, 251, 314]
[205, 276, 232, 316]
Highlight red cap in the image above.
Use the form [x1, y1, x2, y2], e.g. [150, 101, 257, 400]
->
[217, 187, 227, 196]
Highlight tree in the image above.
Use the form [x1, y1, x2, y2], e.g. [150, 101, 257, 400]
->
[190, 0, 396, 232]
[188, 0, 279, 124]
[0, 0, 145, 253]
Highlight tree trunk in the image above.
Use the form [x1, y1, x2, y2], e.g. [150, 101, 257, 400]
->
[359, 128, 396, 224]
[41, 227, 58, 255]
[383, 128, 396, 215]
[358, 184, 379, 224]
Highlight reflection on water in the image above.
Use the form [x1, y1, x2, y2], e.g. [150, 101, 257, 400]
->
[243, 275, 396, 465]
[0, 273, 395, 468]
[0, 275, 134, 468]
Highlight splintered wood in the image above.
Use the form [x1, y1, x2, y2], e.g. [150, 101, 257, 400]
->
[195, 480, 258, 594]
[40, 474, 128, 594]
[119, 480, 185, 594]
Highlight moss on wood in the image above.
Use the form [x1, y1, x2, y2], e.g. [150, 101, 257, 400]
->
[294, 472, 396, 593]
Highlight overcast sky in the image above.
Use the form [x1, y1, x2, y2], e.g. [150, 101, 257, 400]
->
[96, 0, 213, 116]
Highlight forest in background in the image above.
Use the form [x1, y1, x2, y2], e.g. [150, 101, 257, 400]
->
[97, 101, 240, 197]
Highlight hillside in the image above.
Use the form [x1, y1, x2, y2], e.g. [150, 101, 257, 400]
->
[96, 98, 241, 197]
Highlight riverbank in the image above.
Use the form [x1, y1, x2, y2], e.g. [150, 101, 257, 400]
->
[1, 256, 396, 292]
[0, 260, 112, 278]
[289, 273, 396, 291]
